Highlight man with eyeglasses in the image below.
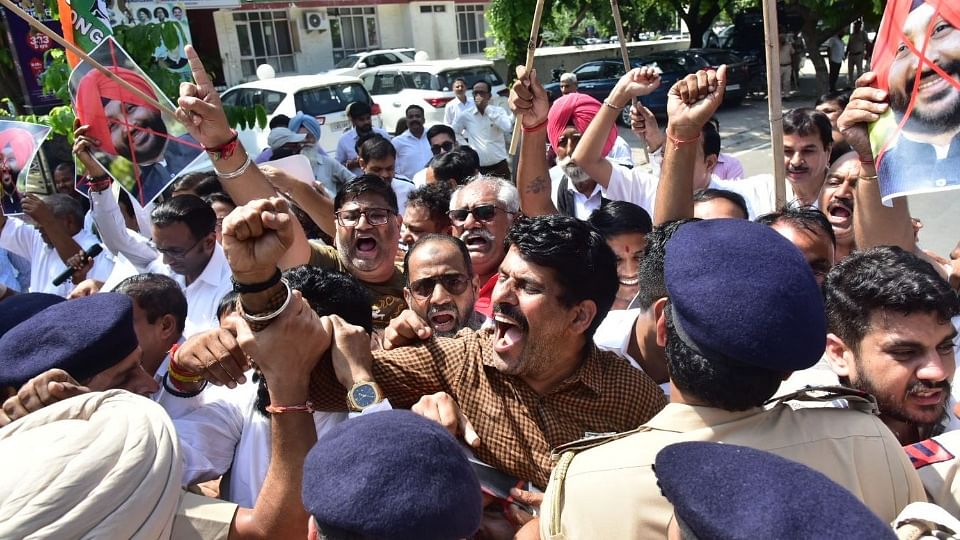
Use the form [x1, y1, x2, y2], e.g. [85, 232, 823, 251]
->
[452, 81, 513, 179]
[88, 188, 232, 338]
[448, 176, 520, 319]
[412, 124, 461, 187]
[382, 234, 484, 348]
[308, 175, 407, 330]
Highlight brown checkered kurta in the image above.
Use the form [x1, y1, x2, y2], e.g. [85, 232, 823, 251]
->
[309, 328, 668, 488]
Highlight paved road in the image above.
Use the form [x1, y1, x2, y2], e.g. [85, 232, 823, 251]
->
[617, 70, 960, 257]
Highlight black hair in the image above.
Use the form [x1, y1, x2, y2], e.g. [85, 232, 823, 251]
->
[217, 290, 239, 321]
[815, 90, 851, 109]
[504, 215, 617, 337]
[270, 145, 301, 161]
[453, 77, 468, 86]
[587, 200, 652, 238]
[45, 193, 84, 228]
[153, 6, 168, 18]
[427, 124, 456, 142]
[783, 107, 833, 149]
[432, 148, 479, 185]
[54, 162, 73, 173]
[255, 266, 374, 415]
[406, 183, 452, 226]
[151, 194, 216, 240]
[269, 114, 291, 130]
[394, 117, 407, 135]
[634, 219, 700, 311]
[473, 80, 492, 93]
[358, 135, 397, 162]
[347, 101, 371, 119]
[404, 234, 473, 283]
[405, 104, 425, 116]
[756, 205, 837, 248]
[824, 246, 960, 353]
[334, 175, 399, 213]
[665, 305, 786, 410]
[172, 172, 222, 197]
[202, 191, 236, 209]
[136, 7, 150, 18]
[701, 121, 721, 158]
[114, 273, 187, 335]
[693, 188, 748, 219]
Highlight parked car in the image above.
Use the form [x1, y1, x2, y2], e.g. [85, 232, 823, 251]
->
[644, 48, 750, 105]
[326, 49, 415, 76]
[220, 74, 383, 155]
[358, 59, 507, 134]
[542, 57, 686, 121]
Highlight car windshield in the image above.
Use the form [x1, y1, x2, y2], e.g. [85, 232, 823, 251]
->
[641, 58, 685, 74]
[437, 67, 504, 91]
[335, 54, 363, 68]
[701, 51, 742, 65]
[220, 88, 286, 115]
[294, 83, 371, 116]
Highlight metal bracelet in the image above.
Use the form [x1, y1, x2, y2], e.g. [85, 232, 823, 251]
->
[239, 278, 292, 323]
[216, 155, 253, 180]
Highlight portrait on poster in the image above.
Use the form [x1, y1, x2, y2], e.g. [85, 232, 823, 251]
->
[0, 120, 51, 216]
[868, 0, 960, 202]
[68, 37, 203, 206]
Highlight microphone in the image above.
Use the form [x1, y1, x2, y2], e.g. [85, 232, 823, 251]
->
[53, 244, 103, 287]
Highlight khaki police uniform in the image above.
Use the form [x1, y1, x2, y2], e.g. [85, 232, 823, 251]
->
[907, 431, 960, 519]
[173, 491, 237, 539]
[541, 388, 927, 539]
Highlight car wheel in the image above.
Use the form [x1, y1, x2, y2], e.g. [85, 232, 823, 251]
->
[619, 105, 631, 126]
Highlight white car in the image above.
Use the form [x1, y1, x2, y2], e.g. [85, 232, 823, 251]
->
[326, 49, 416, 77]
[358, 59, 508, 134]
[220, 74, 383, 156]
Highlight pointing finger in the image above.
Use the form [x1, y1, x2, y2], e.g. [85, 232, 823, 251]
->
[185, 45, 214, 89]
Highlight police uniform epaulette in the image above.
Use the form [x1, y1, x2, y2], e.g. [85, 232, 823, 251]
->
[765, 385, 880, 415]
[550, 429, 638, 463]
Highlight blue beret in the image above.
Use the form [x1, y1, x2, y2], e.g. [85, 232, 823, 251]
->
[0, 293, 65, 338]
[0, 293, 138, 388]
[664, 219, 826, 371]
[302, 410, 482, 540]
[655, 442, 897, 540]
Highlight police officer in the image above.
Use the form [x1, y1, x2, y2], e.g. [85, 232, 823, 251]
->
[538, 218, 926, 539]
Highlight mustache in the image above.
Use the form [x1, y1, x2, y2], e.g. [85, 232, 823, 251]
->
[907, 379, 951, 396]
[905, 59, 960, 96]
[493, 303, 528, 332]
[830, 196, 854, 210]
[460, 228, 495, 243]
[427, 303, 458, 317]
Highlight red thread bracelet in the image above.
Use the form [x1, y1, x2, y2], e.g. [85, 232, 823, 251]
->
[265, 401, 317, 414]
[521, 119, 548, 133]
[666, 131, 701, 149]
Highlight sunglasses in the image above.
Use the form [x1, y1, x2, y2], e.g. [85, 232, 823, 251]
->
[335, 207, 394, 227]
[447, 204, 511, 225]
[431, 141, 455, 155]
[408, 273, 470, 299]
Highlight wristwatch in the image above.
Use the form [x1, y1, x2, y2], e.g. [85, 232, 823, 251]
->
[347, 380, 383, 411]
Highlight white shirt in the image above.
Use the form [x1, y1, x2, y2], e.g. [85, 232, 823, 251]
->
[412, 167, 430, 187]
[335, 126, 392, 175]
[0, 217, 114, 296]
[90, 189, 233, 337]
[451, 105, 513, 166]
[594, 308, 671, 396]
[392, 129, 433, 179]
[549, 165, 603, 220]
[827, 36, 846, 64]
[444, 97, 473, 129]
[174, 371, 349, 507]
[602, 163, 776, 221]
[607, 136, 635, 168]
[392, 176, 415, 216]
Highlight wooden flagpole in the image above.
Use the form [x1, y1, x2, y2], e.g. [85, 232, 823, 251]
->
[0, 0, 176, 118]
[761, 0, 787, 207]
[609, 0, 649, 164]
[507, 0, 546, 156]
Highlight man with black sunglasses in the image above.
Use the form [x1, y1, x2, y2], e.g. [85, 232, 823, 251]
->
[412, 124, 461, 187]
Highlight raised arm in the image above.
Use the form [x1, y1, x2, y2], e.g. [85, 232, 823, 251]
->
[572, 67, 661, 189]
[176, 45, 311, 268]
[509, 66, 557, 216]
[20, 194, 84, 267]
[260, 166, 336, 239]
[653, 66, 727, 225]
[838, 72, 916, 252]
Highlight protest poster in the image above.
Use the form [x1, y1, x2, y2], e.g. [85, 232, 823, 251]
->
[0, 120, 51, 216]
[868, 0, 960, 202]
[68, 36, 203, 206]
[1, 1, 65, 110]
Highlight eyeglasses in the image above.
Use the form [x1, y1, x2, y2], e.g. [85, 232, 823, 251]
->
[447, 204, 512, 225]
[431, 141, 455, 155]
[335, 207, 394, 227]
[153, 237, 203, 259]
[408, 273, 470, 299]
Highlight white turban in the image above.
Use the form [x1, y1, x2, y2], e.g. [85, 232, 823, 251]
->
[0, 390, 182, 539]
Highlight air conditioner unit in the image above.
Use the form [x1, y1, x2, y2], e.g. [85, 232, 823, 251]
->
[304, 11, 328, 32]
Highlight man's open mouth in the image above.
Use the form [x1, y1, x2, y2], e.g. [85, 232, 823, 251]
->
[619, 275, 640, 286]
[429, 310, 458, 333]
[461, 231, 492, 253]
[827, 200, 853, 228]
[493, 314, 524, 353]
[355, 235, 378, 258]
[909, 387, 944, 407]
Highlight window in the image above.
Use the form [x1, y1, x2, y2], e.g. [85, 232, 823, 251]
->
[369, 72, 406, 95]
[294, 83, 372, 117]
[573, 63, 605, 81]
[220, 88, 286, 115]
[328, 7, 380, 63]
[456, 5, 487, 55]
[233, 11, 296, 79]
[437, 66, 502, 91]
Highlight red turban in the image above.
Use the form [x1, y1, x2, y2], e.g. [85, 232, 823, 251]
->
[546, 93, 618, 158]
[75, 66, 160, 156]
[0, 128, 38, 170]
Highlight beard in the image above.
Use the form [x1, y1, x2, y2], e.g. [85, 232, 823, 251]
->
[113, 108, 169, 164]
[846, 372, 950, 429]
[492, 303, 554, 378]
[889, 60, 960, 135]
[557, 156, 592, 186]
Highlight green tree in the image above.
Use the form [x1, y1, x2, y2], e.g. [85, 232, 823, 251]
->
[669, 0, 731, 47]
